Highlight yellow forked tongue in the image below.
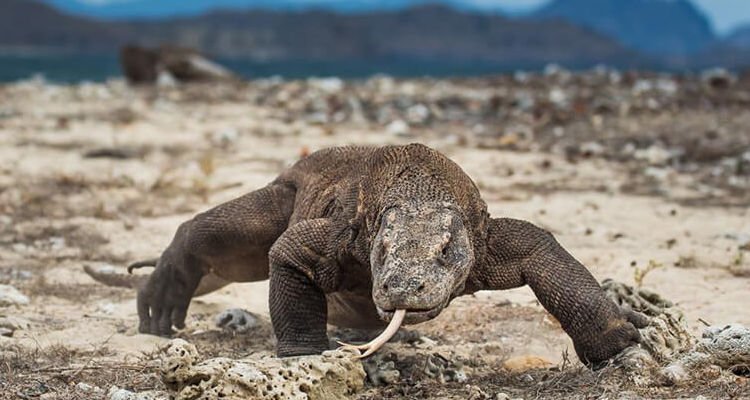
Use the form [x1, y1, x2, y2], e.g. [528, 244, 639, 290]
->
[337, 309, 406, 359]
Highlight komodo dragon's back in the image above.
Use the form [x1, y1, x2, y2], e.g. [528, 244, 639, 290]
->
[273, 146, 376, 224]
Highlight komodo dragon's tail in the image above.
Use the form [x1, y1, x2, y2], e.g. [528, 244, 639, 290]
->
[86, 258, 229, 296]
[127, 258, 159, 274]
[83, 258, 158, 289]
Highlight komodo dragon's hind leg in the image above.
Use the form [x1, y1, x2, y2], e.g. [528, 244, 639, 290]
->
[136, 182, 296, 336]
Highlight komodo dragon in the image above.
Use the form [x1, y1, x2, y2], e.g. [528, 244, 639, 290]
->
[131, 144, 647, 365]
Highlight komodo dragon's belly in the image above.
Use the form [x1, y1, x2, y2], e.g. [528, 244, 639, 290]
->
[326, 290, 385, 329]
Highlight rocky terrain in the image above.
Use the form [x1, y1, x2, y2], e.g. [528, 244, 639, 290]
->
[0, 68, 748, 399]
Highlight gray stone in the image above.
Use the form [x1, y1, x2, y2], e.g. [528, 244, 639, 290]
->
[0, 284, 29, 307]
[214, 308, 259, 333]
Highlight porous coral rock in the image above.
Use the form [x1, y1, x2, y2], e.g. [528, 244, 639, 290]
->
[603, 280, 750, 386]
[161, 339, 366, 400]
[662, 324, 750, 384]
[602, 279, 693, 362]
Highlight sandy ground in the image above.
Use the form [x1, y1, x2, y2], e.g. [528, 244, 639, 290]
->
[0, 77, 748, 399]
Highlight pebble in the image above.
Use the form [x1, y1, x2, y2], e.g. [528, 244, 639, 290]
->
[0, 284, 29, 306]
[386, 119, 410, 136]
[214, 308, 259, 333]
[108, 387, 167, 400]
[76, 382, 104, 394]
[0, 315, 30, 332]
[502, 355, 553, 373]
[495, 393, 524, 400]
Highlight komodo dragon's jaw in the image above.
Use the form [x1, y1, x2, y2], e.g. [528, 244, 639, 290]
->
[368, 202, 474, 325]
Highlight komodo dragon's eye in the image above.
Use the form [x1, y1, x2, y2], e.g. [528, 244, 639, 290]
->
[439, 232, 452, 260]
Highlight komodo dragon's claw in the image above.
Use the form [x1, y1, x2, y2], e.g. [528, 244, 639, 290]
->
[337, 309, 406, 359]
[127, 258, 160, 274]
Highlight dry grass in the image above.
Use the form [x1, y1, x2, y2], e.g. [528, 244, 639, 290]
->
[0, 343, 163, 400]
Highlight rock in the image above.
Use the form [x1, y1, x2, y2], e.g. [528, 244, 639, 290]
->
[701, 68, 736, 90]
[602, 280, 693, 362]
[157, 71, 177, 88]
[501, 355, 553, 373]
[120, 45, 236, 85]
[84, 147, 142, 159]
[107, 387, 168, 400]
[386, 119, 410, 137]
[0, 267, 31, 282]
[76, 383, 104, 395]
[677, 324, 750, 373]
[362, 354, 400, 386]
[308, 77, 344, 94]
[214, 308, 259, 333]
[728, 233, 750, 251]
[0, 284, 29, 306]
[0, 316, 31, 334]
[423, 353, 468, 383]
[580, 141, 605, 158]
[161, 339, 366, 400]
[210, 128, 239, 149]
[466, 384, 489, 400]
[495, 393, 524, 400]
[120, 46, 159, 84]
[548, 87, 568, 108]
[406, 104, 430, 124]
[603, 281, 749, 387]
[634, 145, 676, 166]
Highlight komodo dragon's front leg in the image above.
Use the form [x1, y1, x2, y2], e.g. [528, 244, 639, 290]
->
[470, 218, 648, 366]
[268, 218, 343, 357]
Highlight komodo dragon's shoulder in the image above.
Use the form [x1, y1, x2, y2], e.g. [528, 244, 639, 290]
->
[275, 145, 376, 185]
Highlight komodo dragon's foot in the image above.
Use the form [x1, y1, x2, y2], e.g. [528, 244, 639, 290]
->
[134, 252, 204, 337]
[574, 308, 649, 368]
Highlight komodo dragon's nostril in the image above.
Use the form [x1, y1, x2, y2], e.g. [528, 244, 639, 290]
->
[416, 283, 425, 292]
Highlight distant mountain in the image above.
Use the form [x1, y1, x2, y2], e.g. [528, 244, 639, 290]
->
[0, 0, 125, 52]
[534, 0, 715, 55]
[0, 2, 643, 69]
[727, 24, 750, 49]
[119, 5, 640, 66]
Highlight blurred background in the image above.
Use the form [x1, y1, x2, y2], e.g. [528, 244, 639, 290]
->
[3, 0, 750, 81]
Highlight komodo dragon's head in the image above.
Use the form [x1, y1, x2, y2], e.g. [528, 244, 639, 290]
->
[369, 202, 475, 325]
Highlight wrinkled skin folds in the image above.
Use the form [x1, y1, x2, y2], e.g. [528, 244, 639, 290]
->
[133, 144, 646, 365]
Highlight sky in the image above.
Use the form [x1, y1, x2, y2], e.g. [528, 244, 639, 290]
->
[55, 0, 750, 34]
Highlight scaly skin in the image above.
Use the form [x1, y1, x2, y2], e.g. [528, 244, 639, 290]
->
[134, 144, 646, 365]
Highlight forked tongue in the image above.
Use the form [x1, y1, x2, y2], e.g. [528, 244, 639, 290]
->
[337, 309, 406, 358]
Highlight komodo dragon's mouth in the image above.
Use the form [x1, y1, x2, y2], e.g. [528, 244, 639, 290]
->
[336, 304, 445, 358]
[376, 305, 443, 323]
[337, 309, 406, 358]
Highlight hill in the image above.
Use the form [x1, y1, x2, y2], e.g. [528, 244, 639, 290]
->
[0, 2, 642, 69]
[534, 0, 715, 55]
[121, 5, 639, 66]
[0, 0, 125, 52]
[727, 24, 750, 49]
